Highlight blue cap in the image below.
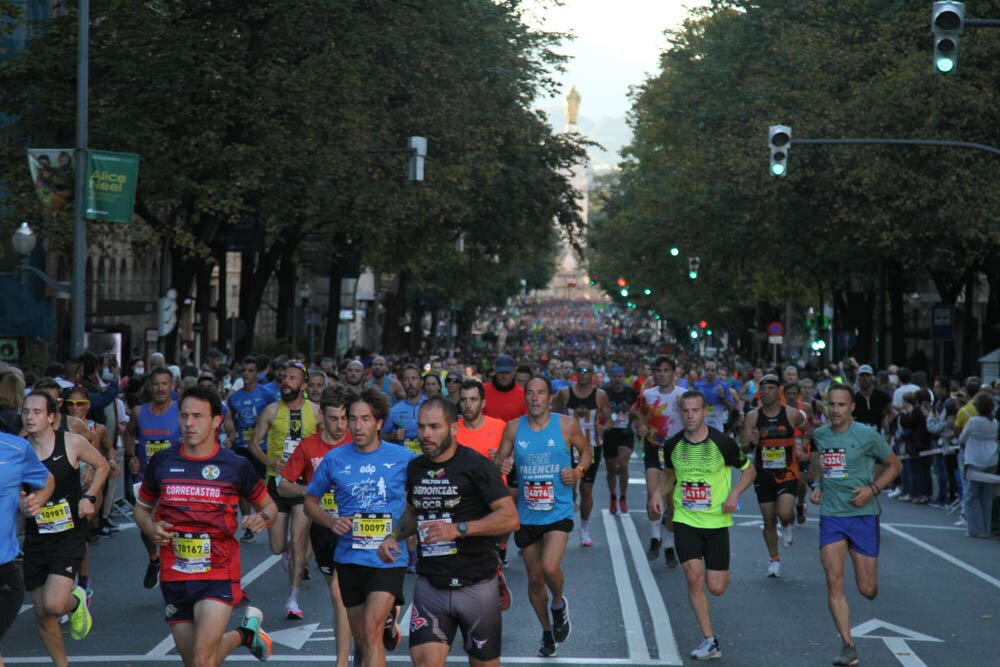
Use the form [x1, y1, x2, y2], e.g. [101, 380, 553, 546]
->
[494, 354, 515, 373]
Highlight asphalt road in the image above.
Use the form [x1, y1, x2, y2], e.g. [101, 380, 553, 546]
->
[3, 454, 998, 666]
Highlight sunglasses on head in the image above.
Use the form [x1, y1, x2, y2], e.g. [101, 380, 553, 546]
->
[65, 399, 90, 406]
[445, 377, 461, 384]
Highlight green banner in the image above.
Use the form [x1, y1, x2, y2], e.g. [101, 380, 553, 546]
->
[85, 150, 140, 223]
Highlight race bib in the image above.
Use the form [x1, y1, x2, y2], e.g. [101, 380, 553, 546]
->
[282, 437, 300, 462]
[822, 449, 848, 478]
[352, 513, 392, 550]
[524, 480, 555, 511]
[320, 492, 339, 517]
[418, 514, 457, 557]
[36, 499, 74, 534]
[404, 438, 423, 456]
[612, 411, 629, 429]
[680, 481, 712, 511]
[172, 532, 212, 574]
[145, 439, 171, 459]
[761, 446, 786, 470]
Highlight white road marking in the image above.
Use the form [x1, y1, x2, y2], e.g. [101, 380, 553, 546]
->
[853, 618, 942, 667]
[145, 554, 281, 657]
[881, 523, 1000, 590]
[398, 602, 413, 638]
[602, 509, 649, 662]
[620, 513, 683, 665]
[4, 656, 675, 664]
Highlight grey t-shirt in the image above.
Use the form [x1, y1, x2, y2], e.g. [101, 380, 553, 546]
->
[814, 421, 892, 517]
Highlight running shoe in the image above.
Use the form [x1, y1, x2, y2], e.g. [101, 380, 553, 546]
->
[69, 586, 92, 640]
[538, 630, 557, 657]
[498, 570, 512, 611]
[580, 528, 593, 547]
[767, 560, 781, 578]
[609, 496, 619, 515]
[240, 606, 272, 661]
[143, 559, 160, 589]
[796, 503, 807, 524]
[383, 606, 401, 651]
[619, 498, 629, 513]
[285, 602, 303, 620]
[646, 538, 661, 562]
[833, 642, 859, 666]
[551, 596, 571, 643]
[782, 525, 793, 548]
[690, 635, 721, 660]
[664, 547, 678, 568]
[240, 528, 255, 543]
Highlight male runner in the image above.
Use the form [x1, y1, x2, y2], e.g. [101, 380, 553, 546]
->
[0, 430, 53, 665]
[307, 370, 328, 404]
[553, 360, 609, 546]
[125, 366, 183, 588]
[495, 376, 591, 657]
[377, 397, 520, 667]
[551, 361, 576, 393]
[367, 356, 405, 403]
[602, 366, 637, 515]
[483, 355, 527, 424]
[383, 365, 426, 457]
[228, 356, 278, 541]
[741, 374, 809, 577]
[810, 383, 901, 667]
[343, 360, 368, 395]
[22, 392, 110, 666]
[278, 385, 353, 661]
[651, 391, 755, 660]
[636, 356, 685, 566]
[304, 388, 414, 667]
[134, 386, 275, 665]
[694, 360, 733, 433]
[248, 361, 321, 619]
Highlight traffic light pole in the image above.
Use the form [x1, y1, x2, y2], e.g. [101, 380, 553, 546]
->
[791, 137, 1000, 158]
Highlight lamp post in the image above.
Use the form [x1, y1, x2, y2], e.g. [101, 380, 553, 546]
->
[70, 0, 89, 358]
[11, 222, 71, 297]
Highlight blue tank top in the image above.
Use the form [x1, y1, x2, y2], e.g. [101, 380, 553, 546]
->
[514, 414, 573, 525]
[136, 402, 183, 470]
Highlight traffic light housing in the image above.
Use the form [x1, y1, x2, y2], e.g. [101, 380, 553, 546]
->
[688, 256, 700, 279]
[769, 125, 791, 176]
[932, 2, 964, 74]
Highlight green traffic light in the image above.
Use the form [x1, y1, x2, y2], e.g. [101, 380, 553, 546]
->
[620, 288, 629, 297]
[936, 57, 955, 73]
[643, 288, 651, 296]
[706, 329, 712, 336]
[689, 330, 698, 339]
[669, 247, 679, 257]
[688, 271, 697, 280]
[770, 163, 786, 176]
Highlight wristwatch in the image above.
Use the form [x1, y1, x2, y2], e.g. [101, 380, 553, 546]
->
[82, 494, 97, 503]
[456, 521, 469, 537]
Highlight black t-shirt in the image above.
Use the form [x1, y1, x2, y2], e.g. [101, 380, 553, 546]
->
[603, 384, 638, 446]
[406, 444, 510, 587]
[853, 389, 891, 429]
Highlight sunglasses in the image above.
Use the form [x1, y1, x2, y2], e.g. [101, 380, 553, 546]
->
[445, 378, 461, 384]
[577, 367, 592, 373]
[65, 399, 90, 406]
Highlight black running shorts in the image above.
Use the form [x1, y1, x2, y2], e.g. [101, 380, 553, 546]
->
[409, 575, 501, 660]
[673, 522, 730, 571]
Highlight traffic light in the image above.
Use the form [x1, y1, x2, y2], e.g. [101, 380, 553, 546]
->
[932, 2, 964, 74]
[643, 288, 652, 296]
[620, 288, 629, 298]
[811, 337, 827, 352]
[769, 125, 791, 176]
[689, 329, 699, 339]
[699, 320, 708, 329]
[616, 277, 627, 287]
[688, 256, 700, 279]
[669, 247, 680, 257]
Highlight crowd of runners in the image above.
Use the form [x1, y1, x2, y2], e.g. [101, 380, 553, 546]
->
[1, 309, 997, 666]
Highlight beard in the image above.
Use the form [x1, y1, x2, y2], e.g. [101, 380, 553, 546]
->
[493, 376, 515, 392]
[422, 435, 455, 459]
[281, 387, 301, 403]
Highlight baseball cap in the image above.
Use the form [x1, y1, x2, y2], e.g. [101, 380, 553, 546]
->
[858, 364, 874, 376]
[494, 354, 515, 373]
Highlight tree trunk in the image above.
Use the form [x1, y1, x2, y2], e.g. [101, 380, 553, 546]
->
[381, 271, 408, 352]
[165, 247, 197, 364]
[324, 261, 345, 354]
[236, 228, 294, 358]
[216, 243, 229, 356]
[961, 270, 977, 376]
[887, 262, 906, 366]
[195, 258, 213, 362]
[982, 255, 1000, 354]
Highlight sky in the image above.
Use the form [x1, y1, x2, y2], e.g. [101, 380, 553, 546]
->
[525, 0, 709, 123]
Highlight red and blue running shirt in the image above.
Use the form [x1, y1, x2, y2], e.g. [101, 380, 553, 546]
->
[138, 443, 267, 582]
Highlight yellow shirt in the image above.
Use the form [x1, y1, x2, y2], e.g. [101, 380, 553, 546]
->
[266, 402, 318, 477]
[955, 401, 978, 433]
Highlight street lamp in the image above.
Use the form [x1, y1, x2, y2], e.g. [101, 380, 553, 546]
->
[11, 222, 71, 296]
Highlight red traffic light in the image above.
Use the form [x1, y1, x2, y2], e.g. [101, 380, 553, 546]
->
[616, 277, 627, 287]
[699, 320, 708, 329]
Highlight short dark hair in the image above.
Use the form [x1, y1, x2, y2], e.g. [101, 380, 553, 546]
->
[32, 377, 62, 395]
[349, 387, 390, 424]
[24, 391, 58, 415]
[898, 367, 912, 384]
[242, 355, 258, 368]
[401, 364, 421, 376]
[515, 364, 533, 376]
[653, 356, 675, 371]
[150, 366, 173, 382]
[420, 396, 458, 424]
[826, 383, 854, 402]
[679, 389, 705, 407]
[180, 386, 223, 418]
[526, 375, 552, 394]
[320, 384, 356, 412]
[460, 379, 485, 399]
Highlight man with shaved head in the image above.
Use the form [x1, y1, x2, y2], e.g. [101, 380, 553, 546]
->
[366, 356, 405, 404]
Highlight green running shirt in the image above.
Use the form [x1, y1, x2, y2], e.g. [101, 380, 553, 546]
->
[664, 427, 750, 529]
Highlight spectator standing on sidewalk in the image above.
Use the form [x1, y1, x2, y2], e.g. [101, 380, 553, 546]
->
[957, 392, 998, 538]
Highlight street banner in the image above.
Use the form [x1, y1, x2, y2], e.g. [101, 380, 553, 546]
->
[27, 148, 74, 213]
[85, 150, 140, 223]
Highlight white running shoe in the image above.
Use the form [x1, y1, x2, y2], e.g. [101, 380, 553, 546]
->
[690, 636, 721, 660]
[580, 528, 593, 547]
[767, 560, 781, 578]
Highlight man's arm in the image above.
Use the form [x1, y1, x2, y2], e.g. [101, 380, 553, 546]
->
[20, 472, 55, 517]
[495, 419, 518, 470]
[376, 504, 417, 563]
[596, 389, 611, 440]
[723, 463, 756, 513]
[561, 415, 592, 485]
[248, 403, 278, 470]
[68, 433, 110, 518]
[389, 379, 406, 402]
[124, 406, 140, 473]
[553, 388, 569, 413]
[740, 409, 759, 452]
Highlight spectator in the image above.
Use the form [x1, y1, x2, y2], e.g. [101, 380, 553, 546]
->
[0, 372, 25, 434]
[899, 389, 933, 504]
[892, 367, 919, 408]
[957, 392, 999, 538]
